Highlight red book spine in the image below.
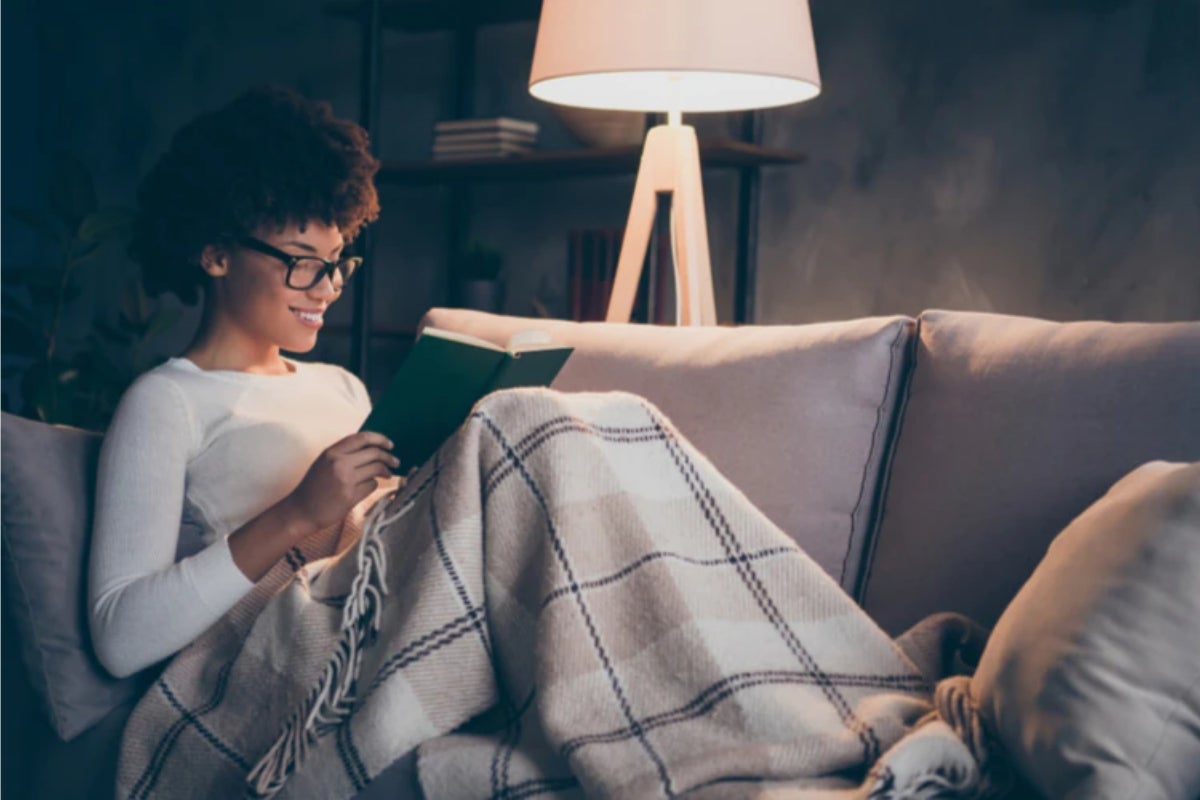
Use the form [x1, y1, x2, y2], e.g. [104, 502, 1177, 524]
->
[591, 231, 603, 321]
[583, 230, 598, 321]
[568, 229, 583, 321]
[599, 229, 614, 320]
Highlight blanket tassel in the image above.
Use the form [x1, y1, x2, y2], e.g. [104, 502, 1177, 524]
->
[244, 492, 415, 798]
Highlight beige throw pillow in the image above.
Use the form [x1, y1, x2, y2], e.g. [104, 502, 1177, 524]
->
[972, 461, 1200, 800]
[0, 412, 155, 741]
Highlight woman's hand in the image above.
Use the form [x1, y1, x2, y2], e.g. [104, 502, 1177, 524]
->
[282, 432, 400, 531]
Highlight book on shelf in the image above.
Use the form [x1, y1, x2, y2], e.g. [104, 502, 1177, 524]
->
[567, 228, 615, 321]
[595, 230, 614, 321]
[566, 227, 672, 323]
[432, 144, 533, 161]
[568, 230, 586, 321]
[432, 139, 533, 154]
[433, 130, 537, 147]
[434, 117, 540, 137]
[359, 327, 573, 471]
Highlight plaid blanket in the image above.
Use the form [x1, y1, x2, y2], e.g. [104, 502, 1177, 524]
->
[117, 388, 995, 799]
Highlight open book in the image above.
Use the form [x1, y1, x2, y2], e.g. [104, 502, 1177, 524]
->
[360, 327, 573, 471]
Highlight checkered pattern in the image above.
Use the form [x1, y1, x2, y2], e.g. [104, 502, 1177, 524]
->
[117, 388, 986, 799]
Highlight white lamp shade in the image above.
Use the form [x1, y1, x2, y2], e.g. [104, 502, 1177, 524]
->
[529, 0, 821, 113]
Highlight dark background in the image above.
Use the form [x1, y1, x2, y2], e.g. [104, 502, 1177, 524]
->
[4, 0, 1198, 399]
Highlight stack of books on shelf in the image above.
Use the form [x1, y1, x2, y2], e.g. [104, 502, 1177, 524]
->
[432, 117, 539, 161]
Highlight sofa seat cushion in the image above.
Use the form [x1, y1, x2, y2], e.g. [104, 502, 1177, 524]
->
[972, 461, 1200, 800]
[419, 309, 914, 591]
[862, 310, 1200, 634]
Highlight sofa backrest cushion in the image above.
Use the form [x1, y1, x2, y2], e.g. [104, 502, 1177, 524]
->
[0, 412, 152, 741]
[419, 308, 915, 592]
[862, 310, 1200, 635]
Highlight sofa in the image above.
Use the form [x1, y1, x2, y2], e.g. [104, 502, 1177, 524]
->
[2, 307, 1198, 798]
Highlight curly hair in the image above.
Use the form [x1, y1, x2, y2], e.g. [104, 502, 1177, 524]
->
[130, 85, 381, 305]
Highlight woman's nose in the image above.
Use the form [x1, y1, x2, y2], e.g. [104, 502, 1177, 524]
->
[308, 271, 341, 300]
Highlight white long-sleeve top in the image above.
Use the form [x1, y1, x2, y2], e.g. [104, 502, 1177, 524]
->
[88, 355, 372, 679]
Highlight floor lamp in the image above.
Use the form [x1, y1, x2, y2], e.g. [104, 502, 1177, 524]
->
[529, 0, 821, 325]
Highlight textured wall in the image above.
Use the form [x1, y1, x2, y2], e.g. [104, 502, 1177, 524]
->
[758, 0, 1200, 323]
[6, 0, 1197, 385]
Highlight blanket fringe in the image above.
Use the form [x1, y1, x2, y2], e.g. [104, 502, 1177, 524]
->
[244, 489, 416, 798]
[934, 676, 1014, 798]
[933, 677, 986, 768]
[864, 677, 1003, 800]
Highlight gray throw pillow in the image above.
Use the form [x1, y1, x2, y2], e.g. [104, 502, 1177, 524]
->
[0, 411, 152, 741]
[971, 461, 1200, 800]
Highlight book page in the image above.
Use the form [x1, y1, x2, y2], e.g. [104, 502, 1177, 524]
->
[424, 326, 558, 354]
[422, 327, 503, 352]
[505, 329, 554, 353]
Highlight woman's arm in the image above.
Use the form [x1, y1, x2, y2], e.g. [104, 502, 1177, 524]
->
[87, 373, 315, 679]
[226, 498, 318, 582]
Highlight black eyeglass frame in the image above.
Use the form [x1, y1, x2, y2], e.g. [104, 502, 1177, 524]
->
[238, 236, 363, 290]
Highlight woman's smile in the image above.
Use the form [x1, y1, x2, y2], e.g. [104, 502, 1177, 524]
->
[290, 306, 325, 328]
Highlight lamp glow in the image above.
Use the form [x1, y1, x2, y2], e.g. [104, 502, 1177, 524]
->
[529, 0, 821, 324]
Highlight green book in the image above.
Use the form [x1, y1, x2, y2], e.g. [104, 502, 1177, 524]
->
[360, 327, 574, 472]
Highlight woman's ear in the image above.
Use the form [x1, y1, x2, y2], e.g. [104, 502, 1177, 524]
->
[198, 244, 230, 278]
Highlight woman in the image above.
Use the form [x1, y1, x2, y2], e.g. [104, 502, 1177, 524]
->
[88, 86, 399, 680]
[99, 87, 987, 800]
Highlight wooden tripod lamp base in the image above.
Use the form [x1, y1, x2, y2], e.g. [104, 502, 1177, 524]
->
[604, 123, 718, 326]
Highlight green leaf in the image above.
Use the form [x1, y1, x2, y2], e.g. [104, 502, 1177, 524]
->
[117, 311, 149, 336]
[5, 207, 65, 243]
[119, 279, 155, 324]
[2, 313, 47, 355]
[27, 282, 81, 307]
[49, 152, 98, 231]
[21, 361, 52, 421]
[68, 240, 103, 267]
[144, 306, 181, 338]
[134, 280, 150, 320]
[23, 282, 57, 306]
[1, 265, 67, 291]
[78, 206, 135, 243]
[1, 284, 32, 311]
[119, 282, 139, 323]
[93, 317, 134, 344]
[20, 356, 93, 426]
[1, 301, 47, 333]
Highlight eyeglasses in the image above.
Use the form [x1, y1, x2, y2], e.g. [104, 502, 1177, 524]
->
[238, 236, 363, 291]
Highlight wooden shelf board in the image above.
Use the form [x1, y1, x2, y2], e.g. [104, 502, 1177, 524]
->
[323, 0, 540, 32]
[378, 140, 806, 185]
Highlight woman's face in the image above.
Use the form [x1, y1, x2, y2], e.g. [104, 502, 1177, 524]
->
[211, 219, 346, 354]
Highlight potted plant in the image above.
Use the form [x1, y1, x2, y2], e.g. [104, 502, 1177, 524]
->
[1, 152, 181, 430]
[451, 240, 505, 313]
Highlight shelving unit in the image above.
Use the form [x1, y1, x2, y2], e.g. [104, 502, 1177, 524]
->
[325, 0, 806, 380]
[379, 140, 804, 184]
